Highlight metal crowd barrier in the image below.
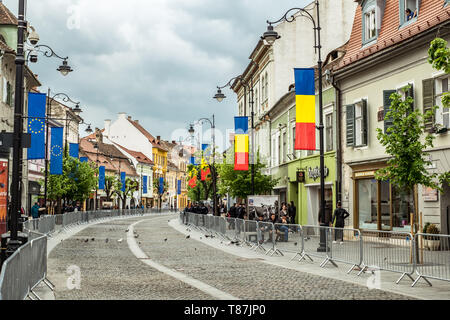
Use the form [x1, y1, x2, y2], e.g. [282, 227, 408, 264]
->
[327, 227, 363, 273]
[413, 233, 450, 287]
[359, 230, 415, 284]
[273, 223, 302, 257]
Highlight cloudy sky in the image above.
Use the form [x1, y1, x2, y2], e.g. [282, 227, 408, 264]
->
[4, 0, 309, 151]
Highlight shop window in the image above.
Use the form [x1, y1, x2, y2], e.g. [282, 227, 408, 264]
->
[357, 179, 378, 230]
[362, 1, 377, 44]
[399, 0, 419, 27]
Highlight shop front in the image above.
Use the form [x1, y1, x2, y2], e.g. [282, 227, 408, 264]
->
[352, 164, 414, 232]
[288, 152, 337, 226]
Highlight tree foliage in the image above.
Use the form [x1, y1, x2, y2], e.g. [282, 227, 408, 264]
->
[114, 177, 139, 209]
[428, 38, 450, 108]
[45, 156, 97, 202]
[217, 149, 279, 199]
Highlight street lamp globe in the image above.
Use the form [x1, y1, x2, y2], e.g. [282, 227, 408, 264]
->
[213, 88, 226, 102]
[261, 24, 280, 45]
[73, 104, 82, 115]
[85, 125, 93, 134]
[28, 26, 40, 45]
[188, 125, 195, 137]
[57, 60, 73, 76]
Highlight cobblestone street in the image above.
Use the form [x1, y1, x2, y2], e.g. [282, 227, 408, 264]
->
[47, 214, 416, 300]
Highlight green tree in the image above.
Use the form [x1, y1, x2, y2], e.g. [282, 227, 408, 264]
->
[114, 177, 139, 209]
[186, 164, 212, 202]
[44, 156, 97, 214]
[104, 175, 117, 202]
[428, 38, 450, 108]
[376, 86, 450, 234]
[153, 178, 169, 209]
[217, 149, 279, 200]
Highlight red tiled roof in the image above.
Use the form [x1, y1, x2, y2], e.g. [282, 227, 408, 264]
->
[337, 0, 450, 70]
[127, 119, 168, 152]
[113, 142, 154, 166]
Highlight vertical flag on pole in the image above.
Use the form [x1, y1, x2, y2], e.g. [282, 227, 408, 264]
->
[121, 172, 126, 192]
[69, 143, 79, 158]
[177, 180, 182, 195]
[143, 176, 148, 194]
[50, 127, 64, 175]
[294, 68, 316, 150]
[159, 177, 164, 194]
[201, 144, 211, 180]
[98, 166, 105, 190]
[234, 116, 249, 171]
[80, 157, 88, 163]
[27, 92, 47, 160]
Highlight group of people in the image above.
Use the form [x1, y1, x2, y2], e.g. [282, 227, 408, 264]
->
[184, 202, 210, 215]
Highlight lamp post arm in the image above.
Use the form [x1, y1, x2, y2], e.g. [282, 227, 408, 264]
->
[32, 44, 68, 61]
[49, 92, 80, 106]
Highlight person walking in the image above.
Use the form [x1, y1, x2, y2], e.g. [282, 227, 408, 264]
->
[332, 201, 350, 244]
[31, 202, 40, 230]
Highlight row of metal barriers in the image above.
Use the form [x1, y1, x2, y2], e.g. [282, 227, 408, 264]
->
[180, 212, 450, 288]
[0, 208, 170, 300]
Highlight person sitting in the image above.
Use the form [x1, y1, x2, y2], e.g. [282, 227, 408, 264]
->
[275, 215, 289, 242]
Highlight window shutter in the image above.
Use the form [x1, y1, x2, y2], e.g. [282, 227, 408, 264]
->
[407, 83, 414, 110]
[362, 99, 368, 146]
[346, 104, 355, 147]
[383, 90, 396, 134]
[422, 78, 435, 133]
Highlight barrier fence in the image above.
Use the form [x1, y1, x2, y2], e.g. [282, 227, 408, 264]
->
[0, 208, 173, 300]
[184, 212, 450, 287]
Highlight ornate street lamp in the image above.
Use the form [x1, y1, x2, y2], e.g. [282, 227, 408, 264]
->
[262, 0, 328, 252]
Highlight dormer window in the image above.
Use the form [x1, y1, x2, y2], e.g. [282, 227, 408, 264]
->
[362, 1, 377, 44]
[399, 0, 419, 27]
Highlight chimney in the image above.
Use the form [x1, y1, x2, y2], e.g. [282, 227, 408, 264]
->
[172, 140, 176, 144]
[104, 119, 111, 138]
[95, 128, 103, 144]
[157, 136, 161, 141]
[135, 120, 139, 124]
[127, 116, 132, 120]
[118, 112, 127, 121]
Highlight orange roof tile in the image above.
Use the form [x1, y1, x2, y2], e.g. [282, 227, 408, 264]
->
[337, 0, 450, 70]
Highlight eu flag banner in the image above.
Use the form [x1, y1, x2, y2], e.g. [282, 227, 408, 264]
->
[98, 166, 105, 190]
[234, 116, 249, 171]
[294, 68, 316, 150]
[159, 177, 164, 194]
[121, 172, 126, 192]
[27, 92, 47, 160]
[69, 143, 79, 158]
[80, 157, 88, 163]
[143, 176, 148, 194]
[50, 127, 64, 175]
[177, 180, 182, 195]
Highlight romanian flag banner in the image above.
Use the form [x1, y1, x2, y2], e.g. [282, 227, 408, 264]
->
[201, 144, 211, 180]
[188, 176, 197, 189]
[294, 68, 316, 151]
[234, 116, 249, 171]
[27, 92, 47, 160]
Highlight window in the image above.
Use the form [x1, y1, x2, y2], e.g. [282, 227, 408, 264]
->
[399, 0, 419, 26]
[278, 134, 281, 165]
[346, 100, 368, 147]
[282, 130, 287, 163]
[261, 75, 265, 102]
[436, 75, 450, 129]
[362, 3, 377, 44]
[325, 112, 333, 152]
[292, 122, 296, 156]
[264, 72, 269, 103]
[255, 88, 259, 116]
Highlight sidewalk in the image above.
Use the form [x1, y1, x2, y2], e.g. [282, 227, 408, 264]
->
[170, 219, 450, 300]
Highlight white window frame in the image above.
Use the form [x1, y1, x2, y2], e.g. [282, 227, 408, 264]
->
[353, 98, 368, 148]
[323, 104, 334, 152]
[362, 2, 377, 44]
[435, 75, 450, 129]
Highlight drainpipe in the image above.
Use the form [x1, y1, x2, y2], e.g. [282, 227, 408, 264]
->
[331, 77, 342, 205]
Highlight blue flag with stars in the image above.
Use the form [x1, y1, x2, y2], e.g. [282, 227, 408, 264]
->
[27, 92, 47, 160]
[98, 166, 105, 190]
[143, 176, 148, 194]
[69, 143, 79, 158]
[50, 127, 64, 175]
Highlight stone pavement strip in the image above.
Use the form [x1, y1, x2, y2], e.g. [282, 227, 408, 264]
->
[44, 213, 443, 300]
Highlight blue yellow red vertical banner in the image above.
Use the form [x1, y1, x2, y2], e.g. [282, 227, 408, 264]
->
[294, 68, 316, 151]
[234, 116, 249, 171]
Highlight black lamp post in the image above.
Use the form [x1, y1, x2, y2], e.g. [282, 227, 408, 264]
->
[262, 0, 327, 252]
[43, 91, 82, 215]
[189, 116, 217, 215]
[214, 70, 257, 197]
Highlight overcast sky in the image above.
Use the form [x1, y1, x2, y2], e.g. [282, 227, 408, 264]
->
[4, 0, 309, 151]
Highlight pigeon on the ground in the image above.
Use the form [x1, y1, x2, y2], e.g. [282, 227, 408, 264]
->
[134, 234, 139, 239]
[118, 238, 123, 243]
[186, 235, 190, 239]
[125, 229, 129, 233]
[84, 239, 89, 243]
[91, 238, 95, 241]
[105, 239, 109, 243]
[164, 238, 168, 242]
[294, 242, 298, 246]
